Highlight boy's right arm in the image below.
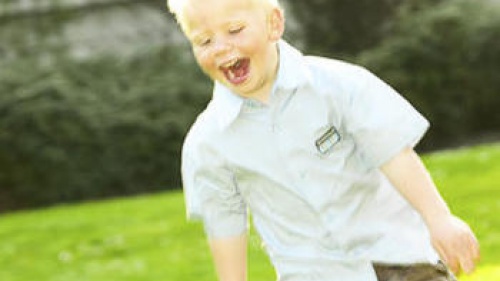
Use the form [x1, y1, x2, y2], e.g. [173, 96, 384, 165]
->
[209, 234, 248, 281]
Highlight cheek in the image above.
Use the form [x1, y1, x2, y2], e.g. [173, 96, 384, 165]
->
[194, 50, 215, 73]
[244, 36, 267, 57]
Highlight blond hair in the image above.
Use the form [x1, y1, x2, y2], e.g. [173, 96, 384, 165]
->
[167, 0, 281, 32]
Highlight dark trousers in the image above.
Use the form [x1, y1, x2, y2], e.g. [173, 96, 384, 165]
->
[373, 261, 457, 281]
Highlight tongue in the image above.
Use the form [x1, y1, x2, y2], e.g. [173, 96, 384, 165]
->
[232, 62, 246, 77]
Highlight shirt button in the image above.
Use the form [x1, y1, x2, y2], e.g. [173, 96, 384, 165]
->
[272, 123, 282, 132]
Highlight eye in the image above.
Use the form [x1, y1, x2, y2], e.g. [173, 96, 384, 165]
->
[195, 37, 211, 47]
[228, 26, 244, 34]
[200, 38, 211, 46]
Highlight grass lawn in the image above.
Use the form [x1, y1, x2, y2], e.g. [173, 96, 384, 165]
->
[0, 143, 499, 281]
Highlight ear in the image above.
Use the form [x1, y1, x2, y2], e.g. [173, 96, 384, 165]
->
[267, 8, 285, 42]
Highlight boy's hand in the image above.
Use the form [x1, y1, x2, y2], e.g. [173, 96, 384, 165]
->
[380, 147, 480, 276]
[427, 215, 480, 275]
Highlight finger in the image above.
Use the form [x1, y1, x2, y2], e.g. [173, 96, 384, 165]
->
[442, 248, 460, 275]
[459, 254, 475, 274]
[458, 233, 481, 274]
[433, 241, 448, 264]
[463, 222, 481, 263]
[471, 234, 481, 262]
[434, 242, 459, 275]
[447, 258, 460, 275]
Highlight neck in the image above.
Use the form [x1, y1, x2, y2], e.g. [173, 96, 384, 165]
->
[250, 83, 273, 104]
[249, 42, 280, 104]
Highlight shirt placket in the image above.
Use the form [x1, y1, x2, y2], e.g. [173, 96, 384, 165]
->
[268, 89, 358, 260]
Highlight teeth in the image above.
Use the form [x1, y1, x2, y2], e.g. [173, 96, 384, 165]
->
[221, 58, 238, 68]
[227, 69, 235, 80]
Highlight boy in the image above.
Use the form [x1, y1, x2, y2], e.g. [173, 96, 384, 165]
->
[167, 0, 480, 280]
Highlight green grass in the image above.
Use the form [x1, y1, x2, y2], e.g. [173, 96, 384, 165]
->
[0, 143, 499, 281]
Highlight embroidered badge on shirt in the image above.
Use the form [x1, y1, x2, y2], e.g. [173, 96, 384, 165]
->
[315, 125, 341, 154]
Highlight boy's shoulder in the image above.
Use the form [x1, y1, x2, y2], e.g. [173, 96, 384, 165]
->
[182, 100, 223, 151]
[293, 53, 375, 106]
[304, 55, 370, 87]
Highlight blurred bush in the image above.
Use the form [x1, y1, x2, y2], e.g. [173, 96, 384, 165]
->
[0, 47, 210, 211]
[287, 0, 404, 58]
[357, 0, 500, 149]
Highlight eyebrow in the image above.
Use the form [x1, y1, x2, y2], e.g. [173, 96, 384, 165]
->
[189, 28, 211, 39]
[189, 19, 245, 37]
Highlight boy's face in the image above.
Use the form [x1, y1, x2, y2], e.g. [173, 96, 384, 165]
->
[182, 0, 284, 99]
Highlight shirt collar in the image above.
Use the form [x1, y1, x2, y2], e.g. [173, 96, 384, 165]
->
[212, 40, 311, 130]
[274, 40, 312, 92]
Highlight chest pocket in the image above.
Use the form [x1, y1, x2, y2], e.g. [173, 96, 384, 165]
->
[314, 124, 342, 155]
[277, 87, 347, 160]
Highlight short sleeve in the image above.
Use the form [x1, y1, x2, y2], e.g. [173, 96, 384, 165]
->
[181, 139, 248, 239]
[344, 67, 430, 169]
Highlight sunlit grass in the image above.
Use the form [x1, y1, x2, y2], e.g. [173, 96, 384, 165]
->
[461, 265, 500, 281]
[0, 143, 498, 281]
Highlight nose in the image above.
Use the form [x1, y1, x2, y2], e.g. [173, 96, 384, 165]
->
[212, 37, 232, 57]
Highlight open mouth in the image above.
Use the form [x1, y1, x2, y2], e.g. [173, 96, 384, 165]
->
[219, 58, 250, 85]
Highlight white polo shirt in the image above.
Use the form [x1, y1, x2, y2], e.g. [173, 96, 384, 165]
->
[181, 40, 439, 281]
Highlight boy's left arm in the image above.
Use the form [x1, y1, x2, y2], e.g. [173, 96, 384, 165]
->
[380, 146, 480, 275]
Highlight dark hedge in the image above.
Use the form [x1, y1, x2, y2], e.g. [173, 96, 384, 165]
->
[357, 0, 500, 150]
[0, 46, 210, 211]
